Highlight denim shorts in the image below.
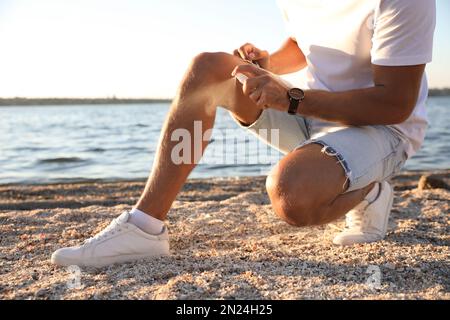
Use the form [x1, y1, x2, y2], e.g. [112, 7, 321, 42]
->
[231, 108, 410, 193]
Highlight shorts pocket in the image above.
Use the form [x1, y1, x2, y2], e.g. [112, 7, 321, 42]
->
[381, 141, 408, 181]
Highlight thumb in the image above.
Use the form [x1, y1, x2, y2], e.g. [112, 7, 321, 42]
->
[232, 64, 266, 78]
[249, 49, 269, 60]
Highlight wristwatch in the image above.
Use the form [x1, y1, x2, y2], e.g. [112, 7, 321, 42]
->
[287, 88, 305, 115]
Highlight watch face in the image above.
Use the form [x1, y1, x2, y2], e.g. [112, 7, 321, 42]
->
[289, 88, 305, 100]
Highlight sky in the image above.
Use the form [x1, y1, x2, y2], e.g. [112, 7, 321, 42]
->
[0, 0, 449, 99]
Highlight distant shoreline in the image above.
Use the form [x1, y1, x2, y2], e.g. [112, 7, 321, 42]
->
[428, 88, 450, 97]
[0, 98, 172, 106]
[1, 88, 450, 106]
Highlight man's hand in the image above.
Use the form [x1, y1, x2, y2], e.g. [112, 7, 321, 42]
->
[232, 64, 290, 112]
[233, 38, 307, 75]
[233, 43, 270, 70]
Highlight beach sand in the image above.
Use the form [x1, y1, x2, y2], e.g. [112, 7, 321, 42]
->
[0, 170, 448, 300]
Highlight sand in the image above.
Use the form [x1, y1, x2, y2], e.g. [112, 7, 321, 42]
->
[0, 170, 448, 300]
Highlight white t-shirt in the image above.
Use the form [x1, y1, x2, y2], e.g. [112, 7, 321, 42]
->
[277, 0, 436, 157]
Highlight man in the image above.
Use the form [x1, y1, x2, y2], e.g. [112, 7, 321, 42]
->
[51, 0, 436, 267]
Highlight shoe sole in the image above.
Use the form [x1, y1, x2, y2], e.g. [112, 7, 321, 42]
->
[51, 251, 170, 268]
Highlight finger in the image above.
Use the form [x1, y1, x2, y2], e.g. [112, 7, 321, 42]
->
[232, 64, 266, 78]
[233, 49, 241, 58]
[249, 50, 269, 61]
[240, 43, 267, 60]
[249, 89, 263, 104]
[239, 43, 254, 59]
[242, 77, 262, 96]
[242, 75, 271, 96]
[238, 48, 248, 60]
[257, 91, 269, 108]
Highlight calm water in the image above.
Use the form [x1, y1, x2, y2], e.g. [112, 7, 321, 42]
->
[0, 97, 448, 184]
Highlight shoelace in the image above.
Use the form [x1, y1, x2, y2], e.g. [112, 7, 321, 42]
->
[84, 217, 125, 245]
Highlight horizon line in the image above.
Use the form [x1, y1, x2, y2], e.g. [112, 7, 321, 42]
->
[1, 87, 450, 106]
[2, 86, 450, 101]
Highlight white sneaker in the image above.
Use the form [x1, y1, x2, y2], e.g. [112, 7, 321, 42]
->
[333, 181, 394, 246]
[51, 212, 170, 267]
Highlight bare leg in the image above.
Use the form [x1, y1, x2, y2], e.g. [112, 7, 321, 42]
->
[135, 52, 263, 220]
[266, 144, 375, 227]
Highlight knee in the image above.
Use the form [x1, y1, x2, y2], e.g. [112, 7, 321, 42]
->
[187, 52, 229, 86]
[190, 52, 216, 72]
[266, 167, 321, 228]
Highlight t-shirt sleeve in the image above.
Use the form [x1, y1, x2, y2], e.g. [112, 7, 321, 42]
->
[277, 0, 296, 41]
[371, 0, 436, 66]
